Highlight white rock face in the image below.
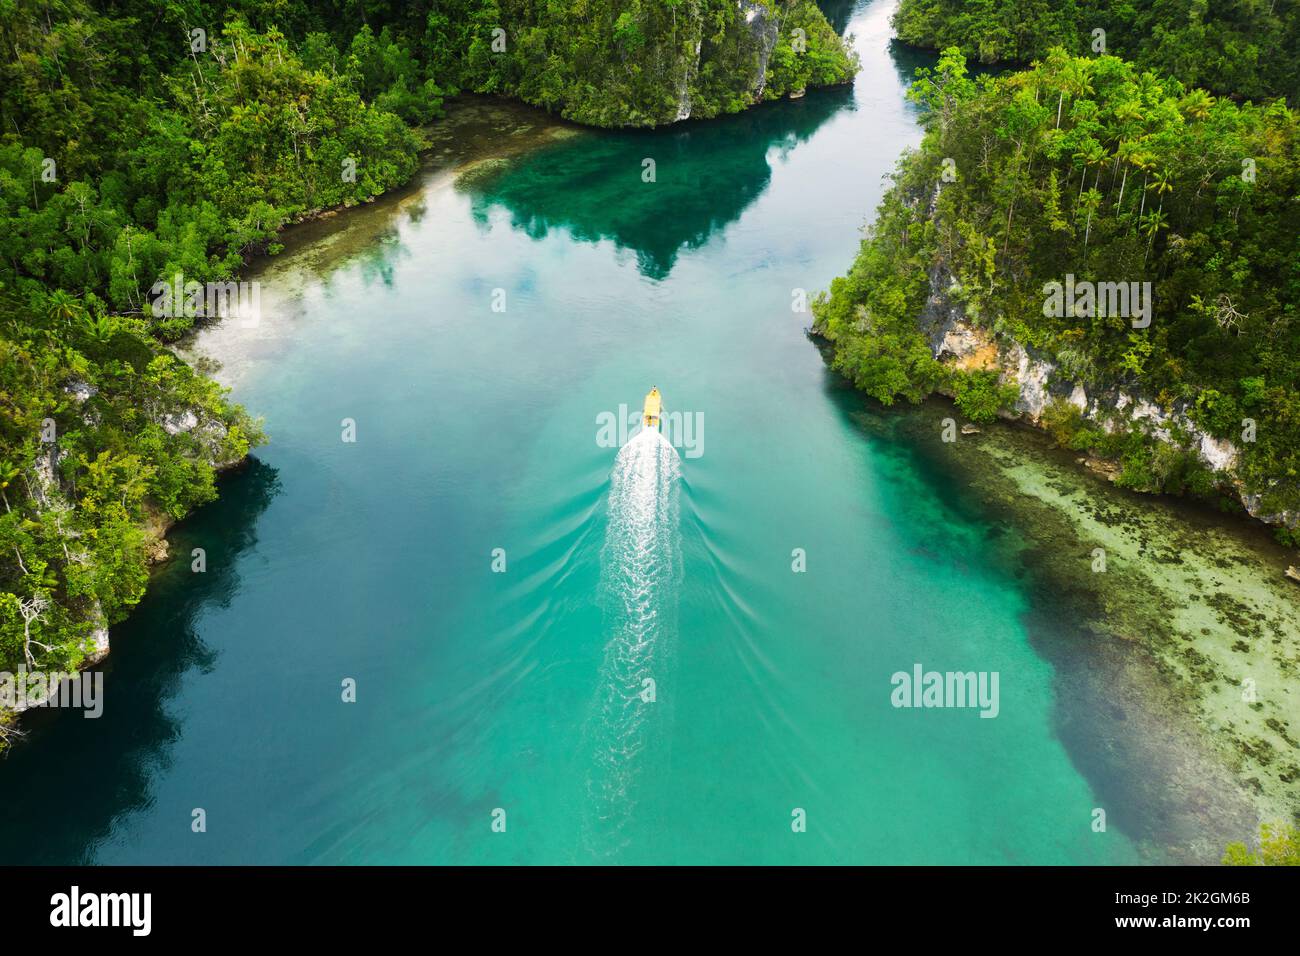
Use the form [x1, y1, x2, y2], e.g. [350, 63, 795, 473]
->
[1124, 398, 1242, 473]
[85, 623, 110, 665]
[162, 410, 199, 435]
[1007, 344, 1055, 422]
[911, 239, 1282, 527]
[65, 380, 98, 403]
[1199, 433, 1239, 472]
[919, 257, 963, 351]
[675, 39, 702, 121]
[1129, 399, 1175, 442]
[31, 446, 66, 506]
[926, 312, 1244, 477]
[739, 0, 779, 97]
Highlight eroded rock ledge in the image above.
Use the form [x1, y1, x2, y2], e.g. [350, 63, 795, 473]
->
[918, 257, 1298, 535]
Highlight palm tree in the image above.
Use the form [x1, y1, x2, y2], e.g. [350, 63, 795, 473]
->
[1109, 96, 1143, 192]
[1080, 188, 1103, 254]
[1148, 167, 1174, 219]
[82, 312, 119, 345]
[1135, 71, 1163, 106]
[1179, 89, 1215, 121]
[1073, 142, 1107, 202]
[1141, 209, 1169, 263]
[46, 289, 81, 327]
[1044, 48, 1072, 129]
[1113, 96, 1144, 129]
[1134, 152, 1156, 224]
[1055, 58, 1093, 129]
[1114, 140, 1139, 212]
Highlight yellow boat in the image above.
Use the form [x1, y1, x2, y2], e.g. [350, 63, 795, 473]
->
[642, 386, 662, 430]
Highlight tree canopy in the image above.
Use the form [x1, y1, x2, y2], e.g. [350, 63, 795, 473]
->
[814, 49, 1300, 525]
[892, 0, 1300, 104]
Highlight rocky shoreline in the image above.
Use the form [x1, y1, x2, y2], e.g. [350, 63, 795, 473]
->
[813, 238, 1299, 556]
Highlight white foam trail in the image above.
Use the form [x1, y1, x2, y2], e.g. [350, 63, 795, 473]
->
[583, 426, 682, 854]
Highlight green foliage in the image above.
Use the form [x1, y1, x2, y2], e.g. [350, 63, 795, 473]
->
[0, 294, 265, 689]
[893, 0, 1300, 104]
[815, 49, 1300, 513]
[419, 0, 857, 126]
[0, 10, 426, 315]
[951, 369, 1018, 424]
[1223, 822, 1300, 865]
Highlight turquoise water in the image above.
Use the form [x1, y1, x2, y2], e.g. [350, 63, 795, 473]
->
[0, 1, 1144, 864]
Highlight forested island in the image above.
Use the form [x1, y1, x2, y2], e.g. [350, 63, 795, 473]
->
[813, 45, 1300, 542]
[0, 0, 853, 741]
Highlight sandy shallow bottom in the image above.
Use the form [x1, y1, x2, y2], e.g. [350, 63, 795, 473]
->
[182, 97, 582, 389]
[861, 396, 1299, 861]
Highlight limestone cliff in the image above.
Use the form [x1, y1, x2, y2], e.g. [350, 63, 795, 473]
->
[917, 257, 1299, 533]
[459, 0, 858, 127]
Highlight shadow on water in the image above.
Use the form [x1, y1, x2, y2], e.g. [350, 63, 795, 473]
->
[818, 0, 866, 35]
[461, 85, 855, 281]
[888, 38, 942, 92]
[887, 37, 1016, 91]
[816, 366, 1259, 861]
[0, 459, 280, 864]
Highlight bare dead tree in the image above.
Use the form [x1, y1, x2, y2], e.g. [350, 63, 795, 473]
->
[19, 594, 52, 669]
[1215, 293, 1247, 333]
[0, 715, 26, 749]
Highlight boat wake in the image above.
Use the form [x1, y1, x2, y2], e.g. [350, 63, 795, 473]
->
[582, 425, 682, 856]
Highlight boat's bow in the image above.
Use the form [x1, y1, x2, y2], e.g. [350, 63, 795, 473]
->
[642, 387, 662, 430]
